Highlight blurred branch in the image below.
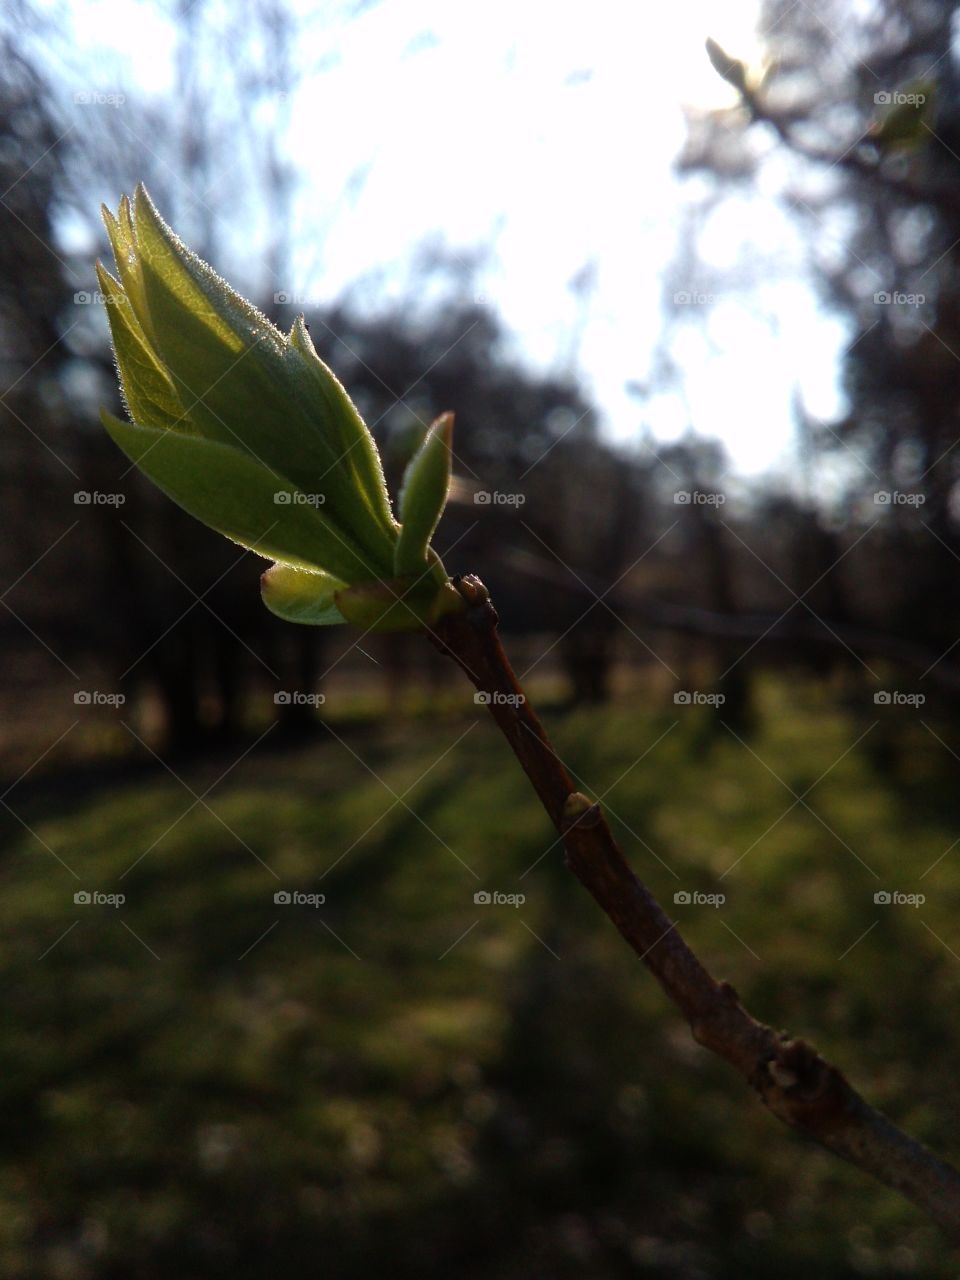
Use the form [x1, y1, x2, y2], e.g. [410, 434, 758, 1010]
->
[432, 574, 960, 1239]
[705, 38, 960, 218]
[503, 547, 960, 691]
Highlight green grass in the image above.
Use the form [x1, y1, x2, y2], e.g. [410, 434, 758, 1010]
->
[1, 678, 958, 1277]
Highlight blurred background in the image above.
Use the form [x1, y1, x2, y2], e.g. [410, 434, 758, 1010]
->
[4, 0, 960, 1274]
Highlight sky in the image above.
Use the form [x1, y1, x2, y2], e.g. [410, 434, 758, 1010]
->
[46, 0, 853, 480]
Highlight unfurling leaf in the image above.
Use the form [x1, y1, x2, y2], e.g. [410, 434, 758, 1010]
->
[97, 185, 457, 632]
[394, 412, 454, 577]
[705, 37, 747, 93]
[260, 563, 347, 627]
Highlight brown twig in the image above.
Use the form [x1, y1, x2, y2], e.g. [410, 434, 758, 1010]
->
[431, 574, 960, 1239]
[719, 58, 960, 219]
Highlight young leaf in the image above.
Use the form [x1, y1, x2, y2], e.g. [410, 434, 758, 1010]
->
[705, 37, 747, 93]
[287, 315, 397, 539]
[117, 188, 396, 573]
[97, 185, 458, 631]
[260, 563, 347, 626]
[102, 410, 378, 582]
[394, 413, 454, 577]
[96, 262, 184, 431]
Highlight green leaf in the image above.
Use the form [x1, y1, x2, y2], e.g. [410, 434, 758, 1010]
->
[287, 315, 397, 538]
[394, 412, 453, 577]
[96, 261, 184, 431]
[118, 187, 396, 574]
[133, 183, 284, 362]
[101, 410, 379, 582]
[260, 563, 347, 626]
[101, 196, 152, 342]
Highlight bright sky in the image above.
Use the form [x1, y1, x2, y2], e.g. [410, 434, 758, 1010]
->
[50, 0, 852, 479]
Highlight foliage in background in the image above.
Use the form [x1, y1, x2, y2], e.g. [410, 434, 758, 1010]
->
[2, 683, 957, 1278]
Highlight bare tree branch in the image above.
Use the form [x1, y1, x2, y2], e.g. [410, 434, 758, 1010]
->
[432, 574, 960, 1239]
[502, 545, 960, 691]
[706, 38, 960, 218]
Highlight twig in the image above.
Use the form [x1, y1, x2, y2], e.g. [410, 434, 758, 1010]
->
[726, 68, 960, 218]
[501, 545, 960, 692]
[431, 574, 960, 1239]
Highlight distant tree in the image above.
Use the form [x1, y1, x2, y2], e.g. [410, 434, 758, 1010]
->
[670, 0, 960, 696]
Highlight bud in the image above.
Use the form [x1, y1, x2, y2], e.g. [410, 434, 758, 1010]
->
[705, 37, 747, 93]
[334, 569, 461, 633]
[260, 564, 347, 626]
[97, 186, 454, 631]
[868, 80, 935, 152]
[394, 412, 454, 576]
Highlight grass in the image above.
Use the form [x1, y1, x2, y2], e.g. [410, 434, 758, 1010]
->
[1, 675, 958, 1277]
